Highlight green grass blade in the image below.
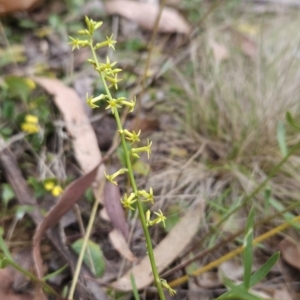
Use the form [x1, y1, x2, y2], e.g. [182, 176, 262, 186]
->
[0, 235, 13, 260]
[249, 252, 280, 287]
[243, 208, 254, 290]
[277, 121, 288, 157]
[130, 272, 141, 300]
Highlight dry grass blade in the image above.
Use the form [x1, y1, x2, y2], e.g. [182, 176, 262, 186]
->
[111, 200, 205, 291]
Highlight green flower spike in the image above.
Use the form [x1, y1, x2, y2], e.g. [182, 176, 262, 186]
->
[130, 139, 152, 159]
[104, 168, 128, 185]
[86, 93, 106, 108]
[121, 192, 136, 210]
[85, 16, 103, 36]
[119, 129, 141, 144]
[160, 278, 176, 296]
[68, 37, 89, 51]
[138, 188, 154, 204]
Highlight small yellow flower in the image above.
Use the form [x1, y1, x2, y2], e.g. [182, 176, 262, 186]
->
[51, 185, 63, 197]
[121, 193, 136, 210]
[130, 139, 152, 159]
[24, 78, 36, 90]
[105, 98, 122, 115]
[153, 209, 167, 228]
[119, 129, 141, 144]
[25, 114, 38, 124]
[120, 97, 136, 113]
[160, 278, 176, 296]
[44, 181, 55, 191]
[138, 188, 154, 204]
[104, 168, 128, 185]
[86, 93, 106, 108]
[21, 114, 39, 134]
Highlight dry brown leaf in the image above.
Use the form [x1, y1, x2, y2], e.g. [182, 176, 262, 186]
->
[278, 238, 300, 269]
[105, 0, 191, 34]
[33, 164, 99, 278]
[33, 77, 135, 261]
[0, 268, 33, 300]
[0, 0, 42, 14]
[104, 182, 129, 239]
[111, 200, 205, 291]
[209, 38, 229, 63]
[273, 287, 293, 300]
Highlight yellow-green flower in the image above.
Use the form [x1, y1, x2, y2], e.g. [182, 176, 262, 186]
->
[121, 192, 136, 210]
[138, 188, 154, 204]
[160, 278, 176, 296]
[153, 210, 167, 228]
[120, 97, 136, 113]
[130, 139, 152, 159]
[104, 168, 128, 185]
[105, 98, 123, 115]
[68, 37, 89, 51]
[86, 93, 106, 108]
[119, 129, 141, 144]
[94, 34, 117, 50]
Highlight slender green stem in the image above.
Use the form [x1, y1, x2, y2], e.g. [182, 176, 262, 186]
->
[0, 256, 62, 298]
[90, 43, 166, 300]
[68, 181, 103, 300]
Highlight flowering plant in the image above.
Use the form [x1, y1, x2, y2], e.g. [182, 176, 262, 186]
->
[68, 17, 175, 299]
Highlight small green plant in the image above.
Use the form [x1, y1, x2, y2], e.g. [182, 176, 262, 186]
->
[68, 16, 174, 299]
[216, 208, 280, 300]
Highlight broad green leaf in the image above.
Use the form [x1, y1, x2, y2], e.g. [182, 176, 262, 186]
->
[4, 76, 32, 101]
[71, 239, 105, 277]
[1, 183, 15, 206]
[277, 121, 287, 157]
[132, 160, 150, 176]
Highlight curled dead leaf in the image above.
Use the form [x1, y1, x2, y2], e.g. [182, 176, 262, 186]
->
[0, 0, 42, 14]
[279, 238, 300, 270]
[105, 0, 191, 34]
[111, 200, 205, 291]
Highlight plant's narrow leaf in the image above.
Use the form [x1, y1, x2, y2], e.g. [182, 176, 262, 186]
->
[244, 208, 254, 290]
[263, 187, 271, 214]
[277, 121, 288, 157]
[269, 198, 300, 229]
[130, 273, 141, 300]
[42, 265, 68, 281]
[249, 252, 280, 287]
[111, 200, 205, 291]
[105, 0, 191, 34]
[286, 111, 300, 130]
[71, 239, 105, 277]
[33, 165, 99, 278]
[0, 235, 13, 260]
[104, 182, 129, 239]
